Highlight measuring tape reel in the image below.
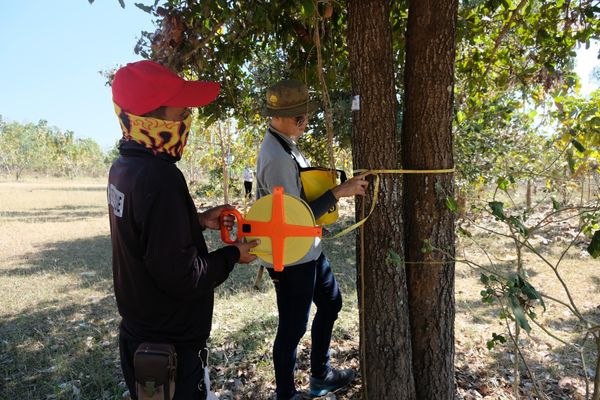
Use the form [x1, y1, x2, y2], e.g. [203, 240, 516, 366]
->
[220, 186, 322, 271]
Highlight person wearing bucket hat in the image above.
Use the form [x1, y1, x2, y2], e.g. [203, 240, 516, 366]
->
[107, 60, 259, 400]
[256, 79, 370, 399]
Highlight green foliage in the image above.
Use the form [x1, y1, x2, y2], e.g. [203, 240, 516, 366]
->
[587, 230, 600, 258]
[129, 0, 362, 167]
[553, 90, 600, 176]
[0, 117, 108, 180]
[446, 196, 459, 213]
[486, 332, 507, 350]
[180, 118, 261, 201]
[479, 272, 545, 334]
[488, 201, 530, 236]
[385, 249, 403, 267]
[118, 0, 600, 185]
[488, 201, 506, 220]
[454, 0, 599, 185]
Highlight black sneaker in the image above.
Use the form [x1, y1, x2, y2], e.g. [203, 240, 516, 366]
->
[309, 368, 355, 397]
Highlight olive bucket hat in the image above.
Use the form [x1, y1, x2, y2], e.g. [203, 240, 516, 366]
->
[262, 79, 319, 117]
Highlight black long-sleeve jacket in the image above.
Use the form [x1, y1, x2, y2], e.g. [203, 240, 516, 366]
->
[108, 141, 240, 344]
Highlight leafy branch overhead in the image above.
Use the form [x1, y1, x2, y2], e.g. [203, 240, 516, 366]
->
[119, 1, 600, 178]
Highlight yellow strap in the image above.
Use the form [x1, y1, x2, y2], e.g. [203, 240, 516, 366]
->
[326, 168, 454, 239]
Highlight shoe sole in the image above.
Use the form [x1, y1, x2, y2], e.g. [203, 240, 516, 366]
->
[309, 385, 347, 398]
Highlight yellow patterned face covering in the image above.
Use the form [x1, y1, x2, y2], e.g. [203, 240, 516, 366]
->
[114, 103, 192, 159]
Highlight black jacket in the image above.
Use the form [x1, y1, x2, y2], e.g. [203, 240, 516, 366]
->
[108, 141, 239, 344]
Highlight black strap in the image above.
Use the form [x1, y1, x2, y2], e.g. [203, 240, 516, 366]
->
[269, 128, 298, 164]
[268, 128, 346, 182]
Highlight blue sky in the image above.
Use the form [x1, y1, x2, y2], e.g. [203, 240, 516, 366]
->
[0, 2, 598, 151]
[0, 1, 155, 149]
[575, 41, 600, 95]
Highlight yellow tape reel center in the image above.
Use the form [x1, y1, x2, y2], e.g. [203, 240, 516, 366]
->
[246, 193, 316, 265]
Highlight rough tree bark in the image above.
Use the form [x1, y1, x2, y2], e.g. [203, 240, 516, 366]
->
[348, 1, 416, 398]
[402, 0, 458, 399]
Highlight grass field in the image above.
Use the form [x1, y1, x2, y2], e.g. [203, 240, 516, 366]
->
[0, 179, 598, 400]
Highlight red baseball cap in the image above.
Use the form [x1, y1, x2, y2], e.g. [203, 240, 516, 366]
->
[112, 60, 220, 116]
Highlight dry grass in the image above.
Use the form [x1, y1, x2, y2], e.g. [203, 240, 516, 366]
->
[0, 179, 598, 400]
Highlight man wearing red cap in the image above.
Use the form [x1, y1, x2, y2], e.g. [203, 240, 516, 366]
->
[108, 60, 259, 400]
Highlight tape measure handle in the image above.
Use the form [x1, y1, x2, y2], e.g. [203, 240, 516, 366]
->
[220, 208, 243, 244]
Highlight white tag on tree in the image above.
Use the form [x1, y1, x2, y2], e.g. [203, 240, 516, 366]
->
[351, 95, 360, 111]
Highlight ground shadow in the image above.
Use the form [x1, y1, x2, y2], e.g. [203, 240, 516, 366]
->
[477, 306, 600, 399]
[211, 312, 361, 400]
[0, 295, 125, 400]
[1, 235, 112, 284]
[0, 206, 106, 223]
[29, 186, 107, 192]
[592, 276, 600, 292]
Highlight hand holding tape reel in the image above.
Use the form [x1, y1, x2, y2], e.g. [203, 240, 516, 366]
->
[219, 186, 322, 272]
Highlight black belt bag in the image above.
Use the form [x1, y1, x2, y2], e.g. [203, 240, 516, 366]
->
[134, 342, 177, 400]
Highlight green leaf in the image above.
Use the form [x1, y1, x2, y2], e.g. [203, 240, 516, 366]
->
[587, 230, 600, 258]
[135, 2, 152, 12]
[420, 240, 433, 254]
[551, 197, 560, 210]
[494, 332, 506, 343]
[301, 0, 315, 17]
[571, 138, 586, 153]
[479, 273, 490, 285]
[508, 293, 531, 333]
[446, 196, 459, 213]
[385, 249, 403, 266]
[497, 176, 510, 192]
[480, 273, 489, 284]
[489, 201, 506, 221]
[456, 110, 466, 124]
[520, 278, 546, 312]
[508, 216, 529, 236]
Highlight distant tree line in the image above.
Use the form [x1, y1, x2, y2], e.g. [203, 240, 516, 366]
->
[0, 115, 111, 180]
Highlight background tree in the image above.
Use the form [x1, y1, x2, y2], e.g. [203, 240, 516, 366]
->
[0, 119, 108, 180]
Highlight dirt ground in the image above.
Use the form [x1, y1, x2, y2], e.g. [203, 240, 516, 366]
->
[0, 179, 598, 399]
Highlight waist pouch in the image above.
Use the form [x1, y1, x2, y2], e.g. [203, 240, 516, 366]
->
[299, 167, 347, 225]
[134, 342, 177, 400]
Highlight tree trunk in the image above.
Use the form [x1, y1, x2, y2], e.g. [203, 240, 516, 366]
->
[526, 180, 532, 210]
[348, 1, 416, 399]
[593, 335, 600, 400]
[402, 0, 458, 399]
[218, 122, 229, 204]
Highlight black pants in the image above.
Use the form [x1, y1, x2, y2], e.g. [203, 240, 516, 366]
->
[119, 329, 208, 400]
[244, 181, 252, 197]
[267, 253, 342, 399]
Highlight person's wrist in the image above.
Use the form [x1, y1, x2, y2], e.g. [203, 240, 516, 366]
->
[331, 186, 342, 200]
[198, 211, 207, 230]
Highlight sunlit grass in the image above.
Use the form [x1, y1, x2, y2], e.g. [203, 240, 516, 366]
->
[0, 179, 598, 399]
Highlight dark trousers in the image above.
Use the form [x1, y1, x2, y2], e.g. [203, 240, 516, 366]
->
[119, 329, 208, 400]
[267, 253, 342, 399]
[244, 181, 252, 197]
